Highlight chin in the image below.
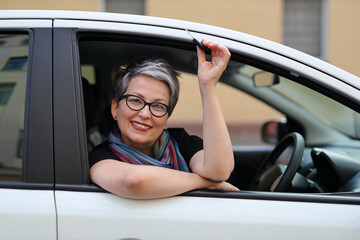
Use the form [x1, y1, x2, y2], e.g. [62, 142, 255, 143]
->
[129, 134, 154, 145]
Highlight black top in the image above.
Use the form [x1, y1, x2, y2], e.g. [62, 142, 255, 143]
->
[89, 128, 203, 169]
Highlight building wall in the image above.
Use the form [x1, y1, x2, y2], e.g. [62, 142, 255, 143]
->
[0, 0, 359, 144]
[147, 0, 284, 125]
[1, 0, 358, 77]
[0, 0, 99, 11]
[328, 0, 360, 77]
[147, 0, 283, 43]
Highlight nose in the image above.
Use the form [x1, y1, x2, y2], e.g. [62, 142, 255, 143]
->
[138, 104, 151, 118]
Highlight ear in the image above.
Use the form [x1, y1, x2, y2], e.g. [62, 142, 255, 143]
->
[111, 99, 118, 120]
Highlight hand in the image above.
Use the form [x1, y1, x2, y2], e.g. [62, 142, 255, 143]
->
[208, 181, 240, 191]
[197, 39, 231, 88]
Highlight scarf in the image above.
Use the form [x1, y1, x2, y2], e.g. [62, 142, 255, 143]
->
[108, 126, 190, 172]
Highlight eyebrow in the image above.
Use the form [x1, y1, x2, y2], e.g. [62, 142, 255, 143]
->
[129, 92, 168, 104]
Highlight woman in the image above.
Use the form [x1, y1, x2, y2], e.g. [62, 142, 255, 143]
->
[89, 40, 238, 199]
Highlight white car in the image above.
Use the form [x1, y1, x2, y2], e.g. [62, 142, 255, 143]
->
[0, 10, 359, 240]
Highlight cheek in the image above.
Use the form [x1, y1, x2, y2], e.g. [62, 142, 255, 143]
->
[116, 107, 133, 130]
[117, 103, 132, 118]
[154, 117, 168, 128]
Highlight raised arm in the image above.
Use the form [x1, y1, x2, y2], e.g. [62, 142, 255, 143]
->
[189, 40, 235, 182]
[90, 160, 238, 199]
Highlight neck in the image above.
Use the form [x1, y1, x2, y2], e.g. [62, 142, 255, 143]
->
[121, 137, 153, 156]
[134, 145, 152, 156]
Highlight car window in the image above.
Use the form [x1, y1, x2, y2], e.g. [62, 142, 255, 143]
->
[166, 71, 284, 145]
[0, 33, 28, 181]
[80, 35, 358, 149]
[78, 36, 284, 148]
[271, 77, 360, 138]
[230, 64, 360, 140]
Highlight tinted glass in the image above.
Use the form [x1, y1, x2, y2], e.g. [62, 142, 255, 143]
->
[0, 33, 28, 181]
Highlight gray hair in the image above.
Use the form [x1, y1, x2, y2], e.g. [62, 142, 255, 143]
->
[113, 57, 180, 117]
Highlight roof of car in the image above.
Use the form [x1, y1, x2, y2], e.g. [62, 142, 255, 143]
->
[0, 10, 359, 87]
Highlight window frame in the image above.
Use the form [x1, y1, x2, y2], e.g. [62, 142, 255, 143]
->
[0, 28, 54, 189]
[51, 27, 360, 205]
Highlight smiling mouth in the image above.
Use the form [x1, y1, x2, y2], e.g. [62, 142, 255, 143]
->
[131, 121, 151, 130]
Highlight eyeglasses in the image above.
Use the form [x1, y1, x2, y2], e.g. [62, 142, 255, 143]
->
[121, 94, 169, 117]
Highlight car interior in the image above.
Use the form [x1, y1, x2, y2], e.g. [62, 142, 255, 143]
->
[78, 32, 360, 195]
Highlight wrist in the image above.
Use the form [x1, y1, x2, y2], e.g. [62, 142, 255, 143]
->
[199, 81, 217, 96]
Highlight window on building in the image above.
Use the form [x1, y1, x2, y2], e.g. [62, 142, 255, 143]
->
[0, 84, 15, 105]
[283, 0, 327, 59]
[4, 57, 28, 70]
[103, 0, 145, 15]
[0, 34, 29, 181]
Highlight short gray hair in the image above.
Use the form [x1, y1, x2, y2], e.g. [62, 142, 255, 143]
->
[113, 57, 180, 117]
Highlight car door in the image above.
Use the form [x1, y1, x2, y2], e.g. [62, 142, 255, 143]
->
[0, 20, 56, 239]
[52, 16, 360, 240]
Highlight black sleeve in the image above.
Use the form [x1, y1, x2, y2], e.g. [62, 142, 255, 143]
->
[167, 128, 203, 166]
[89, 141, 120, 167]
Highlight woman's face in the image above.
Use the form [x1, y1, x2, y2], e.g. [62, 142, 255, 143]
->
[111, 75, 170, 154]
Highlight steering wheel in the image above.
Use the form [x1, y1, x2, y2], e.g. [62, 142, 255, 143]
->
[250, 132, 305, 192]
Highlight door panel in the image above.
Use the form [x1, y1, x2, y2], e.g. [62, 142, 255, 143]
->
[55, 190, 360, 240]
[0, 189, 56, 239]
[0, 22, 55, 239]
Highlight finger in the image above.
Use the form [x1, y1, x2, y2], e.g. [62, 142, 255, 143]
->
[204, 41, 230, 60]
[197, 45, 206, 63]
[201, 39, 227, 57]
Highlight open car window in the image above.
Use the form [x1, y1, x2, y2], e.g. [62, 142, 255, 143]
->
[78, 32, 360, 197]
[78, 35, 284, 148]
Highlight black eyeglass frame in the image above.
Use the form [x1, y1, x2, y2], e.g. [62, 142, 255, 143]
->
[120, 94, 169, 117]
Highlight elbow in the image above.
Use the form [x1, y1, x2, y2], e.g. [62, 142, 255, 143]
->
[223, 156, 235, 180]
[123, 174, 143, 190]
[192, 157, 235, 182]
[95, 169, 145, 198]
[121, 171, 145, 195]
[89, 161, 146, 199]
[202, 166, 234, 182]
[212, 154, 235, 182]
[212, 170, 232, 182]
[210, 162, 235, 182]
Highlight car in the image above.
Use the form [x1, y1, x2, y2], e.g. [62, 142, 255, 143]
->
[0, 10, 360, 240]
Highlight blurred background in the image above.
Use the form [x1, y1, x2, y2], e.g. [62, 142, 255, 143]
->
[1, 0, 359, 145]
[1, 0, 359, 77]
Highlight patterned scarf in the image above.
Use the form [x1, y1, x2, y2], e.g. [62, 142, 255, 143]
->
[108, 126, 190, 172]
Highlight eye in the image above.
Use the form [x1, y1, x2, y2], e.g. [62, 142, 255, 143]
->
[151, 103, 167, 112]
[127, 96, 143, 105]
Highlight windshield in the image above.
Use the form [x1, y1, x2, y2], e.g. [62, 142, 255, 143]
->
[228, 64, 360, 139]
[271, 78, 359, 138]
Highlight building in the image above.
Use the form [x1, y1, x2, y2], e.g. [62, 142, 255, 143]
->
[0, 0, 359, 145]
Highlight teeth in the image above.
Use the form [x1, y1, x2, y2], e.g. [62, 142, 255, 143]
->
[132, 122, 150, 129]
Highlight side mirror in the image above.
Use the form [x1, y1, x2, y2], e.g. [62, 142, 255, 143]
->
[261, 119, 288, 144]
[253, 72, 280, 87]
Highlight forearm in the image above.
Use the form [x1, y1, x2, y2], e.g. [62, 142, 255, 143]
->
[191, 40, 234, 181]
[123, 166, 213, 199]
[199, 85, 234, 181]
[90, 160, 215, 199]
